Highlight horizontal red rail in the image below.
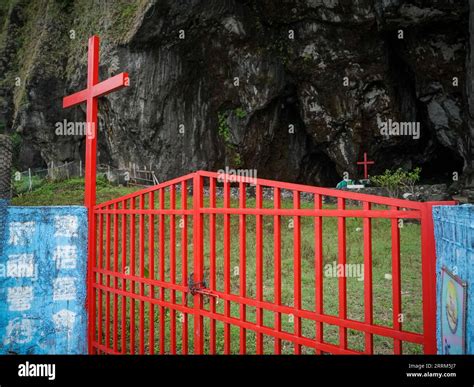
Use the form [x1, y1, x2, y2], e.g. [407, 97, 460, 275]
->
[196, 171, 428, 209]
[198, 208, 421, 219]
[95, 172, 195, 209]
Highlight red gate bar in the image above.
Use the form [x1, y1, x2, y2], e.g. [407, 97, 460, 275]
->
[337, 197, 347, 350]
[148, 191, 155, 354]
[293, 191, 302, 354]
[209, 178, 217, 354]
[181, 182, 189, 355]
[170, 186, 176, 354]
[255, 185, 264, 354]
[223, 180, 231, 354]
[314, 194, 323, 354]
[274, 187, 282, 354]
[239, 182, 247, 354]
[420, 203, 440, 355]
[193, 174, 204, 354]
[139, 194, 145, 354]
[391, 205, 402, 354]
[159, 188, 165, 354]
[121, 200, 127, 353]
[130, 198, 136, 354]
[113, 202, 119, 353]
[98, 212, 103, 352]
[90, 171, 456, 355]
[363, 201, 373, 354]
[105, 207, 111, 351]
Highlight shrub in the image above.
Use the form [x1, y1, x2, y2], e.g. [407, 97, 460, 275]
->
[371, 167, 421, 198]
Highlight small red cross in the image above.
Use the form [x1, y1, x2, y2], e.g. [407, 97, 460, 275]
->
[356, 152, 374, 179]
[63, 35, 129, 209]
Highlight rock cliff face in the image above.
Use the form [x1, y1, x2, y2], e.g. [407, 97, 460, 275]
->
[0, 0, 471, 186]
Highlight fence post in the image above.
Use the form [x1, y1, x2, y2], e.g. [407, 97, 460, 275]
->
[420, 202, 437, 354]
[28, 168, 32, 191]
[192, 172, 204, 354]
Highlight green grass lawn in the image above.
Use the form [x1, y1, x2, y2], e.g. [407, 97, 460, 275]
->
[12, 178, 425, 354]
[12, 176, 139, 206]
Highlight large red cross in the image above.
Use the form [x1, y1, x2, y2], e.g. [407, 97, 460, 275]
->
[356, 152, 374, 179]
[63, 35, 129, 209]
[62, 35, 129, 354]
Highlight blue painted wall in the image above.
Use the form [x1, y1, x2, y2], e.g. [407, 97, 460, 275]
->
[433, 204, 474, 354]
[0, 206, 87, 354]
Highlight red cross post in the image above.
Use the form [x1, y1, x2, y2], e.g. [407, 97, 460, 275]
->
[63, 35, 129, 353]
[357, 152, 374, 179]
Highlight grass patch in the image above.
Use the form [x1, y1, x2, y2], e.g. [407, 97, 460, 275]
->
[11, 176, 139, 206]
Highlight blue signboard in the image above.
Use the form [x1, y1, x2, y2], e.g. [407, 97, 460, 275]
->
[433, 204, 474, 354]
[0, 206, 87, 354]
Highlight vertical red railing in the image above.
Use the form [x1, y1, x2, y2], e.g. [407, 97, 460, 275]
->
[193, 174, 204, 354]
[159, 189, 165, 354]
[181, 181, 188, 354]
[391, 205, 402, 354]
[121, 200, 127, 353]
[105, 206, 111, 350]
[314, 194, 323, 354]
[255, 184, 263, 354]
[273, 187, 281, 354]
[420, 203, 438, 354]
[209, 178, 217, 354]
[148, 192, 155, 354]
[223, 180, 231, 354]
[363, 201, 373, 354]
[239, 182, 247, 354]
[113, 202, 119, 353]
[293, 191, 301, 354]
[129, 198, 136, 354]
[337, 198, 347, 350]
[170, 186, 177, 354]
[97, 212, 103, 351]
[139, 195, 145, 354]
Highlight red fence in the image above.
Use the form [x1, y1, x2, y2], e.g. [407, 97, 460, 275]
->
[89, 171, 454, 354]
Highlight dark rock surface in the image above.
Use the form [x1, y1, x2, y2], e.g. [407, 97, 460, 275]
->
[0, 0, 471, 187]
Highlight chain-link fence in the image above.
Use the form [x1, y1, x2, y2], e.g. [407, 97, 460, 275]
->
[0, 135, 12, 257]
[0, 134, 12, 199]
[12, 160, 159, 195]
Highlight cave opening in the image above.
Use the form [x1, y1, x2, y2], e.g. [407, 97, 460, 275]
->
[419, 145, 464, 184]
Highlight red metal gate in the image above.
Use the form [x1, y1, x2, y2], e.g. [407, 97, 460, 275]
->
[89, 170, 454, 354]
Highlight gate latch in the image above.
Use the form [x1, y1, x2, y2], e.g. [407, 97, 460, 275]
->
[188, 274, 217, 297]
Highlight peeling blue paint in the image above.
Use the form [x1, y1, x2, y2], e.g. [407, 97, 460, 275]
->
[0, 206, 87, 354]
[433, 204, 474, 354]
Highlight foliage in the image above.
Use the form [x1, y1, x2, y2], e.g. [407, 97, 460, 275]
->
[233, 152, 242, 168]
[371, 167, 422, 198]
[400, 167, 421, 194]
[234, 107, 246, 119]
[217, 111, 231, 143]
